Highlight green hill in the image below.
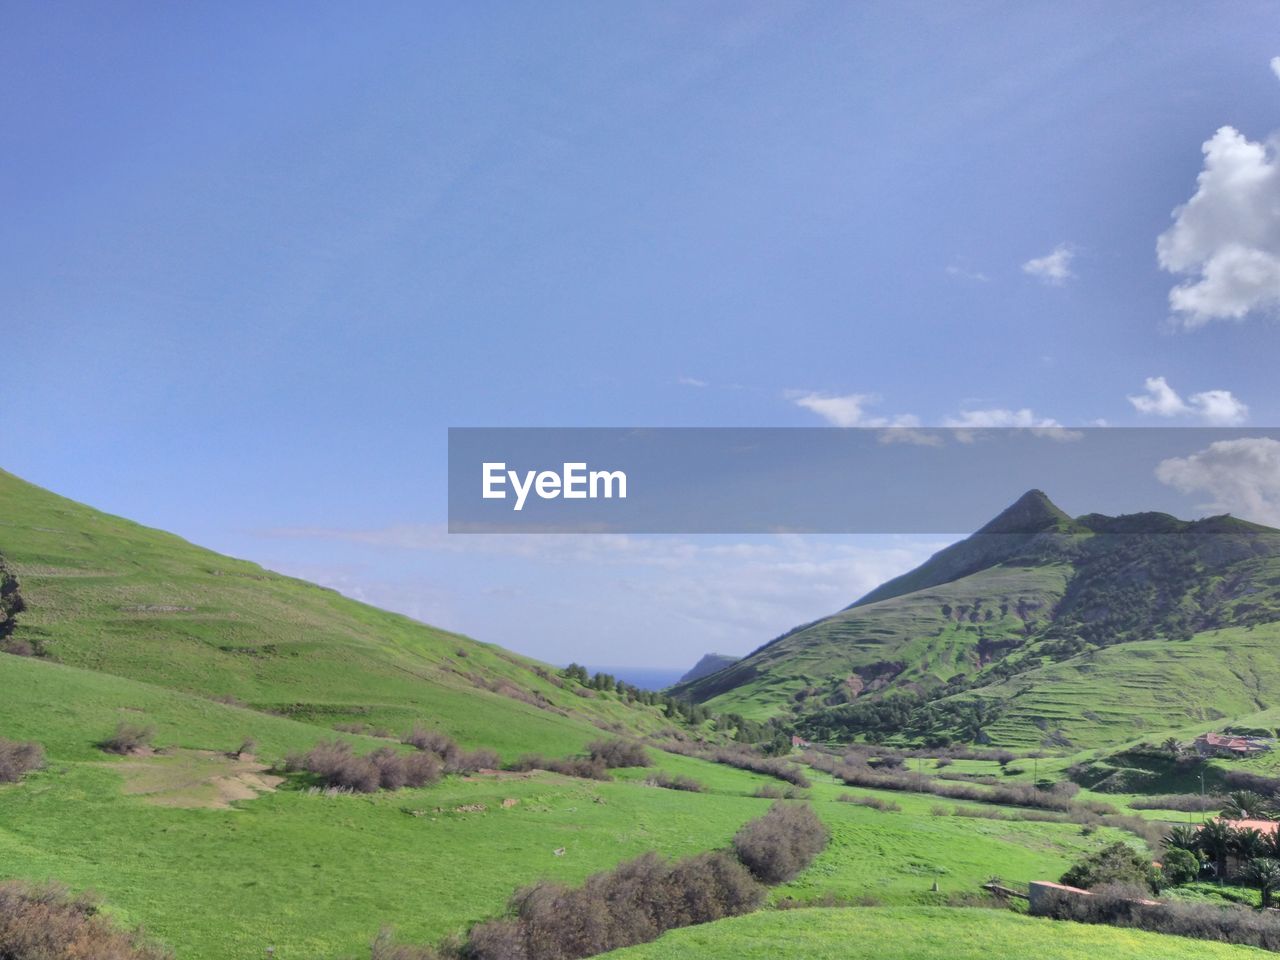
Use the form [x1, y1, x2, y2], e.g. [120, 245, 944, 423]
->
[673, 491, 1280, 749]
[601, 906, 1270, 960]
[0, 468, 682, 756]
[677, 653, 739, 685]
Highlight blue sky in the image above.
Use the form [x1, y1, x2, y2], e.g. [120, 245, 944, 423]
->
[4, 2, 1280, 669]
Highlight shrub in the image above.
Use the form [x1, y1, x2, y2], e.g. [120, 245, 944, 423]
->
[234, 738, 257, 757]
[837, 793, 901, 812]
[0, 738, 44, 783]
[588, 739, 650, 768]
[662, 741, 810, 787]
[99, 722, 155, 755]
[295, 741, 441, 793]
[1061, 841, 1155, 892]
[1163, 847, 1201, 886]
[834, 762, 1084, 812]
[649, 773, 705, 793]
[1034, 884, 1280, 950]
[732, 802, 829, 884]
[508, 754, 610, 781]
[402, 752, 444, 787]
[466, 850, 763, 960]
[403, 725, 457, 758]
[0, 880, 172, 959]
[444, 748, 500, 776]
[1130, 793, 1223, 812]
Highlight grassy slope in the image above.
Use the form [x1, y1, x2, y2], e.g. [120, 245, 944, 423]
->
[0, 468, 676, 755]
[976, 623, 1280, 750]
[687, 564, 1069, 720]
[601, 907, 1269, 960]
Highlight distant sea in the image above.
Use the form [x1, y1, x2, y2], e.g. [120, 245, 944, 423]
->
[582, 665, 686, 691]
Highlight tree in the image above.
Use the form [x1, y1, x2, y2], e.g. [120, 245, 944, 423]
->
[1233, 827, 1270, 866]
[1243, 857, 1280, 909]
[1162, 737, 1182, 756]
[1222, 791, 1274, 821]
[1164, 825, 1199, 851]
[1162, 847, 1201, 886]
[1196, 820, 1233, 880]
[1061, 842, 1154, 891]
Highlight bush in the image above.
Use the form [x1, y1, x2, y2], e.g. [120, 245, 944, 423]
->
[444, 748, 500, 776]
[402, 725, 457, 757]
[294, 741, 441, 793]
[0, 880, 172, 959]
[99, 722, 155, 755]
[834, 762, 1084, 812]
[662, 741, 810, 788]
[732, 802, 829, 884]
[752, 784, 807, 800]
[508, 753, 610, 781]
[1163, 847, 1202, 886]
[1061, 841, 1155, 892]
[466, 850, 763, 960]
[1130, 793, 1224, 812]
[588, 739, 650, 768]
[1034, 884, 1280, 951]
[649, 773, 705, 792]
[836, 793, 901, 812]
[0, 738, 44, 783]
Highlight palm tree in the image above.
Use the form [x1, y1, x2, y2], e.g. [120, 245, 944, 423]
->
[1164, 825, 1199, 851]
[1222, 791, 1274, 821]
[1163, 737, 1181, 756]
[1265, 831, 1280, 861]
[1197, 820, 1233, 880]
[1243, 857, 1280, 908]
[1233, 827, 1270, 868]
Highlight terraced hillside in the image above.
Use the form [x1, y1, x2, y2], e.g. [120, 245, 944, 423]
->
[673, 490, 1280, 749]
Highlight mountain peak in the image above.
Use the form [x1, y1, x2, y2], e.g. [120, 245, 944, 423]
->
[976, 489, 1071, 535]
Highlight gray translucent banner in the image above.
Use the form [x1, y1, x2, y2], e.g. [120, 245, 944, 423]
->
[447, 427, 1280, 533]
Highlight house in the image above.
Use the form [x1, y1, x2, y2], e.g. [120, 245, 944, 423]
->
[790, 735, 811, 749]
[1195, 732, 1272, 758]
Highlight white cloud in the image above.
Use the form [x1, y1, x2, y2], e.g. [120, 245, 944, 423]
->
[1127, 376, 1249, 425]
[942, 408, 1063, 429]
[1271, 56, 1280, 82]
[1155, 437, 1280, 527]
[946, 264, 990, 283]
[788, 391, 920, 428]
[1022, 244, 1075, 285]
[940, 408, 1081, 443]
[1157, 125, 1280, 326]
[677, 376, 709, 388]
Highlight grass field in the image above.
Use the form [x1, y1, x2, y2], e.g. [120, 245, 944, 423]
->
[4, 468, 1277, 959]
[600, 907, 1272, 959]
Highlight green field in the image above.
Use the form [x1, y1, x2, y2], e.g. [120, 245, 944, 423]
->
[601, 907, 1271, 959]
[5, 469, 1279, 959]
